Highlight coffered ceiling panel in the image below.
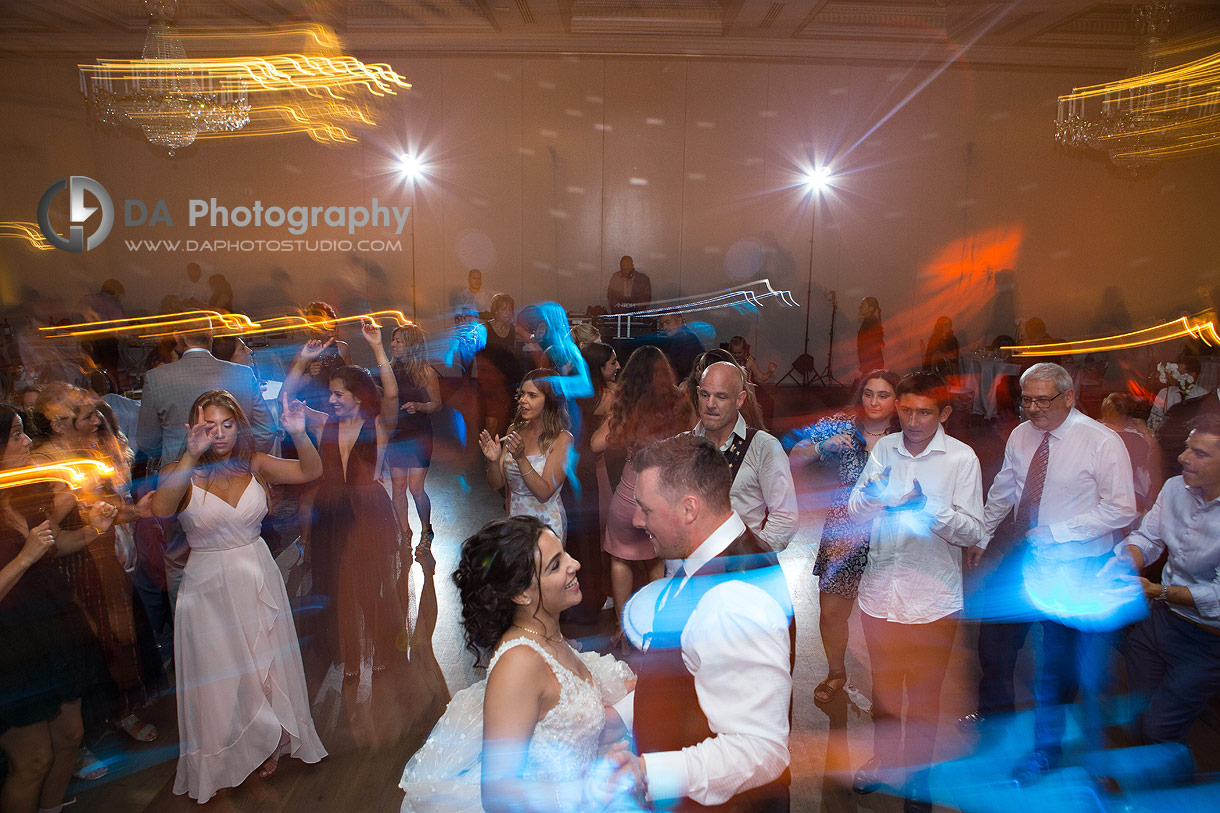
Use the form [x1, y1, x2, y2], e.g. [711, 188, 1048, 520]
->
[1, 0, 1217, 72]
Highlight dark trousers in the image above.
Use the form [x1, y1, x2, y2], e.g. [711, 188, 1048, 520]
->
[862, 612, 959, 770]
[978, 620, 1031, 715]
[1034, 620, 1110, 759]
[1126, 601, 1220, 744]
[968, 530, 1035, 715]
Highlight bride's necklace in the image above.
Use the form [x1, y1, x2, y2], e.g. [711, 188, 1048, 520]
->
[511, 623, 563, 644]
[863, 428, 888, 437]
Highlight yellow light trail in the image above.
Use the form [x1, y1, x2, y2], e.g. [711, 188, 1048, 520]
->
[0, 459, 116, 491]
[1004, 315, 1220, 357]
[0, 221, 54, 251]
[39, 311, 250, 339]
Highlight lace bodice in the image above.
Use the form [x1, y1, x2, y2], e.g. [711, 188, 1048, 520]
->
[400, 639, 634, 812]
[489, 638, 604, 782]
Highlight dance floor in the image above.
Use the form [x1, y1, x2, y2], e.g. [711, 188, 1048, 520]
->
[69, 402, 1220, 812]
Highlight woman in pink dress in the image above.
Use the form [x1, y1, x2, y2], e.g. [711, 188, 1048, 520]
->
[150, 391, 327, 803]
[591, 345, 693, 644]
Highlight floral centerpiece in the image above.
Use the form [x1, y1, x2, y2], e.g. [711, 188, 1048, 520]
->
[1157, 362, 1196, 399]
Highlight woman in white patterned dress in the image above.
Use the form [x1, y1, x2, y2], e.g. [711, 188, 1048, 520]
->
[400, 516, 640, 812]
[478, 369, 573, 540]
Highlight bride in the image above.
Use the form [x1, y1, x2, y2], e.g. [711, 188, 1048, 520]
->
[400, 515, 641, 812]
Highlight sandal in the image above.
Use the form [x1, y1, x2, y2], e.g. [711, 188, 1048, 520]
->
[418, 525, 435, 551]
[117, 713, 158, 743]
[75, 747, 109, 781]
[257, 755, 279, 779]
[814, 671, 847, 704]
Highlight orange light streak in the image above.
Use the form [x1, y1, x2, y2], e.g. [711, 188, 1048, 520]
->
[0, 221, 54, 251]
[1004, 315, 1220, 357]
[40, 311, 249, 339]
[0, 459, 116, 491]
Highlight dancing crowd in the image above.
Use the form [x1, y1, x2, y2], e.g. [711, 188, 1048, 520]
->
[1, 276, 1218, 813]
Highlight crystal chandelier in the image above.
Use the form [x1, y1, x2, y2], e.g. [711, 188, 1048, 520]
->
[80, 0, 249, 155]
[1055, 2, 1220, 170]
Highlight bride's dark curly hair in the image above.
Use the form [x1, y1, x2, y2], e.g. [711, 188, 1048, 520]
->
[452, 515, 549, 666]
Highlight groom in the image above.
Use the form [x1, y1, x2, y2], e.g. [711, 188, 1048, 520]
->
[616, 434, 794, 811]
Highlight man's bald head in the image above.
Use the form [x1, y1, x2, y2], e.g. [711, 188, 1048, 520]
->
[702, 361, 746, 393]
[697, 361, 747, 435]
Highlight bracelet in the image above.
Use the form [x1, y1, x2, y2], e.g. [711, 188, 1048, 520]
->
[816, 439, 825, 456]
[1159, 582, 1169, 602]
[378, 360, 392, 368]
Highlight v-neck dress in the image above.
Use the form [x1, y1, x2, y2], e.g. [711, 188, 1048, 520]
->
[173, 479, 326, 803]
[309, 417, 405, 671]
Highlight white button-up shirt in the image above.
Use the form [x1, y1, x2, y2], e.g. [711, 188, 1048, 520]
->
[618, 512, 793, 806]
[692, 414, 798, 552]
[1120, 476, 1220, 630]
[980, 408, 1137, 560]
[848, 426, 985, 624]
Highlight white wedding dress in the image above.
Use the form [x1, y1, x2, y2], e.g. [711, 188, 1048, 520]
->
[400, 637, 634, 812]
[173, 479, 327, 803]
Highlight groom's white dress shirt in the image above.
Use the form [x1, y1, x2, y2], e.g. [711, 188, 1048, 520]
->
[617, 512, 792, 806]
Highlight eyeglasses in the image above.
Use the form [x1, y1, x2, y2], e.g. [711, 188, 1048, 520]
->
[1019, 392, 1065, 409]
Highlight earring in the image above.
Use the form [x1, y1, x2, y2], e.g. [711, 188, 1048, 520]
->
[524, 598, 531, 605]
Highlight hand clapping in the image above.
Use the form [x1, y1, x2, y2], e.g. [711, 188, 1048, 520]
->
[478, 430, 503, 462]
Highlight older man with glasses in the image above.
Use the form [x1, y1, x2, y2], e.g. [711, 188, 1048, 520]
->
[960, 362, 1137, 784]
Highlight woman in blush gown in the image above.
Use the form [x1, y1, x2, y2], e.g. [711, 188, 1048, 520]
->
[149, 391, 326, 803]
[400, 516, 640, 812]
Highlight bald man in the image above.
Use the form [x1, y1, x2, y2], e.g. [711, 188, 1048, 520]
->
[690, 361, 798, 552]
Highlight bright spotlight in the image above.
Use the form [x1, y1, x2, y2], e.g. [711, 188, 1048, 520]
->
[399, 153, 423, 179]
[805, 165, 833, 191]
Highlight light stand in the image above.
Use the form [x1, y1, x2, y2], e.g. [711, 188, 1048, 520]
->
[780, 166, 835, 387]
[399, 152, 423, 321]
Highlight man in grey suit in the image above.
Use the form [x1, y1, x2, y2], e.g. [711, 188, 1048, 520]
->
[137, 327, 277, 468]
[136, 323, 279, 613]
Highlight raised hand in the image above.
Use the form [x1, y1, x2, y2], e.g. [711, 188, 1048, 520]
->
[361, 318, 382, 347]
[184, 406, 215, 458]
[281, 399, 308, 435]
[862, 465, 892, 499]
[478, 430, 503, 462]
[299, 337, 334, 362]
[20, 519, 56, 566]
[766, 360, 778, 374]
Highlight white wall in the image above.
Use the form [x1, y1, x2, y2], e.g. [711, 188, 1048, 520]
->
[2, 53, 1216, 378]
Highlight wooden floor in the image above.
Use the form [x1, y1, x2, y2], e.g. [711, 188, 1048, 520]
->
[69, 393, 1220, 811]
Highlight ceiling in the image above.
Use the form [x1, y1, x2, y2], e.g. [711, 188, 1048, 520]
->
[2, 1, 1219, 72]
